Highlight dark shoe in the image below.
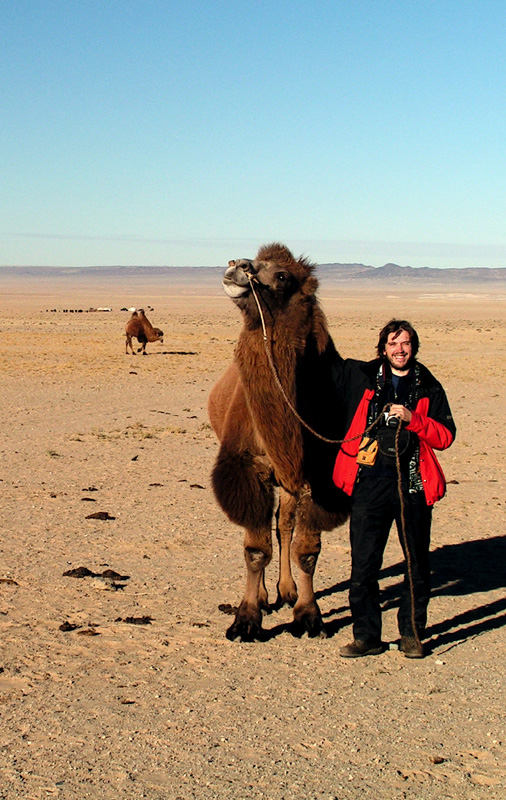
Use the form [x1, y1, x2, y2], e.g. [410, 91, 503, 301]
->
[339, 639, 384, 658]
[400, 636, 424, 659]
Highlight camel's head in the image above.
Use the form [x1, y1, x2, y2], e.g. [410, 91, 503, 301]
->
[223, 243, 318, 319]
[153, 328, 164, 342]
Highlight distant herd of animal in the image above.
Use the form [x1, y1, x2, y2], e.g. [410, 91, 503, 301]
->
[46, 307, 113, 313]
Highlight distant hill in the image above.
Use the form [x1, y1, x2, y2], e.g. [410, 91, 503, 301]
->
[318, 262, 506, 282]
[1, 263, 506, 285]
[0, 265, 224, 279]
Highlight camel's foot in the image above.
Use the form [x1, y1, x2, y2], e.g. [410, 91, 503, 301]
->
[273, 584, 298, 611]
[291, 604, 327, 639]
[226, 603, 265, 642]
[259, 596, 273, 615]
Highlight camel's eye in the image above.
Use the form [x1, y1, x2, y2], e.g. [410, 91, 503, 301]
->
[276, 272, 289, 284]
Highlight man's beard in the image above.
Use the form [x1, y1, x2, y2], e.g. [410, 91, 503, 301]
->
[386, 354, 414, 373]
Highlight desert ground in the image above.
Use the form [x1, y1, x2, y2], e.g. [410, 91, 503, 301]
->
[0, 266, 504, 800]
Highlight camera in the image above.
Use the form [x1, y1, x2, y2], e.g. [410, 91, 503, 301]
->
[384, 413, 400, 429]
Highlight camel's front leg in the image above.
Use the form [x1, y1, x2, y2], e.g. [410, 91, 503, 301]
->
[274, 488, 298, 608]
[226, 526, 272, 642]
[291, 523, 326, 639]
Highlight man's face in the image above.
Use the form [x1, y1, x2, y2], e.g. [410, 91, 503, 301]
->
[383, 330, 412, 374]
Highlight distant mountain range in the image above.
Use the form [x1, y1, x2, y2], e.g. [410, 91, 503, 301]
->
[318, 262, 506, 282]
[1, 263, 506, 284]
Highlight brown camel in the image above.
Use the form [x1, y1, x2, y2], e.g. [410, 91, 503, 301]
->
[208, 243, 349, 641]
[125, 309, 164, 355]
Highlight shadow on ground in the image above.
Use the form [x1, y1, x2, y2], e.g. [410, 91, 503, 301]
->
[319, 534, 506, 645]
[218, 536, 506, 644]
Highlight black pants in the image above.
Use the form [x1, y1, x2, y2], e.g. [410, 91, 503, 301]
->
[349, 477, 432, 643]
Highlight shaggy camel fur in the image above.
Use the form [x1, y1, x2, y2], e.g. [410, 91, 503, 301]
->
[208, 243, 349, 641]
[125, 309, 164, 355]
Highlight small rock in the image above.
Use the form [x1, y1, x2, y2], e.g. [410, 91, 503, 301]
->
[85, 511, 116, 520]
[59, 621, 80, 632]
[63, 566, 96, 578]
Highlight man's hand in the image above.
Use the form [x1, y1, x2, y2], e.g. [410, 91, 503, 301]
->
[388, 404, 412, 424]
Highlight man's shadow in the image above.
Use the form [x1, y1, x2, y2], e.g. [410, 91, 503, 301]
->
[320, 535, 506, 648]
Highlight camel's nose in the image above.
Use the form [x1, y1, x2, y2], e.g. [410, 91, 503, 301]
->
[235, 259, 257, 276]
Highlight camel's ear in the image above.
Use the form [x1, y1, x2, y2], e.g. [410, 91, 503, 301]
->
[228, 260, 236, 267]
[302, 276, 318, 296]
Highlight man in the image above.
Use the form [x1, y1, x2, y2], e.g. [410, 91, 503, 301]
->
[332, 319, 456, 658]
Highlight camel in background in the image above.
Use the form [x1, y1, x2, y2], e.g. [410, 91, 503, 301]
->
[125, 309, 164, 355]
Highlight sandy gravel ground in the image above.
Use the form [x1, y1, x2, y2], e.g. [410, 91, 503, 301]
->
[0, 269, 504, 800]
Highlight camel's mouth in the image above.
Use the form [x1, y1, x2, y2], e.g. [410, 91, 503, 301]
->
[223, 259, 254, 299]
[223, 278, 250, 299]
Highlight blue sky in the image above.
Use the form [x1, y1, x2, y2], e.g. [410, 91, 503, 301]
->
[2, 0, 505, 267]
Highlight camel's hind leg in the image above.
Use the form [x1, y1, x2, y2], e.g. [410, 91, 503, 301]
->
[291, 491, 326, 638]
[211, 443, 275, 641]
[227, 525, 273, 642]
[274, 488, 298, 609]
[125, 334, 134, 355]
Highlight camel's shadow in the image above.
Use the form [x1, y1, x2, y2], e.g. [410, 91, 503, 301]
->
[261, 535, 506, 646]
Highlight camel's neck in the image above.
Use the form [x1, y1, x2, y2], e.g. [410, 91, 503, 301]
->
[235, 303, 322, 493]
